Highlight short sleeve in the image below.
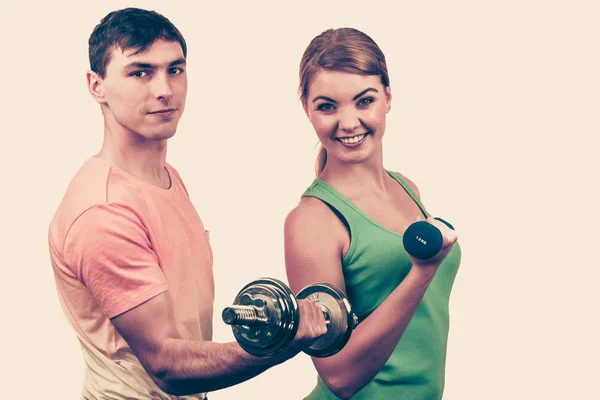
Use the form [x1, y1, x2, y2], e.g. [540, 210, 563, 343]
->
[63, 203, 169, 319]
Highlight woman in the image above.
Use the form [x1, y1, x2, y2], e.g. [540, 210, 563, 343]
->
[284, 28, 461, 399]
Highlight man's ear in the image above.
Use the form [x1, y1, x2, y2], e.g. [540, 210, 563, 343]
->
[86, 71, 107, 105]
[385, 86, 392, 114]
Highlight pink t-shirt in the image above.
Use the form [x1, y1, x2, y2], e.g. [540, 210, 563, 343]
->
[48, 156, 214, 399]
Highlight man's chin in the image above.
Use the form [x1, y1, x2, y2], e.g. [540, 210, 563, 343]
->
[155, 130, 177, 140]
[146, 126, 178, 141]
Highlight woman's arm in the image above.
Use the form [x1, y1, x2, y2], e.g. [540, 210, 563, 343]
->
[284, 197, 457, 399]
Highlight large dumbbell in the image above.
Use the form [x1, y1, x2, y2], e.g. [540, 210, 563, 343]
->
[403, 217, 455, 260]
[222, 278, 358, 358]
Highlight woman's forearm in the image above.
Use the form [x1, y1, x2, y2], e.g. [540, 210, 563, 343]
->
[316, 268, 436, 399]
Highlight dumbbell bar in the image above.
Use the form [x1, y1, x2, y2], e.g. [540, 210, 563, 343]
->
[403, 217, 454, 260]
[222, 278, 358, 358]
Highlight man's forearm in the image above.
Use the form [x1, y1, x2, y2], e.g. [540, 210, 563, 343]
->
[154, 339, 292, 395]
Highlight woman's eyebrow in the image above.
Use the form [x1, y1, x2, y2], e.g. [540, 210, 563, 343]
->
[312, 87, 378, 103]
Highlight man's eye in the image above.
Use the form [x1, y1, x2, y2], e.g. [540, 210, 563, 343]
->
[169, 67, 184, 75]
[131, 71, 147, 78]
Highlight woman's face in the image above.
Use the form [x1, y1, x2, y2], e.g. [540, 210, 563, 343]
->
[304, 69, 391, 167]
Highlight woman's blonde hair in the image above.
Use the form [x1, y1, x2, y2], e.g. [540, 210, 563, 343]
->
[298, 28, 390, 177]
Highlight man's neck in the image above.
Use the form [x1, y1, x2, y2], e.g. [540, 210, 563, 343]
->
[96, 129, 171, 190]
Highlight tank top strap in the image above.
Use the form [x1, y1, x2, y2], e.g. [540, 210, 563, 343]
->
[302, 179, 362, 233]
[386, 170, 431, 219]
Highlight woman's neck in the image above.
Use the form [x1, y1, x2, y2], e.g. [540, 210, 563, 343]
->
[319, 156, 390, 198]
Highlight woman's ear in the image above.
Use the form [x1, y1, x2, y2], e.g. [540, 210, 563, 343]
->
[302, 98, 311, 122]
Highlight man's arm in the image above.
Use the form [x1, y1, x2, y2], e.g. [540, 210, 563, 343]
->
[65, 203, 327, 396]
[111, 290, 326, 395]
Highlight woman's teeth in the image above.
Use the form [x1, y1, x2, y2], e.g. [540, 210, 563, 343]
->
[339, 134, 365, 144]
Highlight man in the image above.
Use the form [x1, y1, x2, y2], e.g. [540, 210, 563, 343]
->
[48, 8, 326, 399]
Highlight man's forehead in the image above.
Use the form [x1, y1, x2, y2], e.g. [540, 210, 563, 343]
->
[111, 40, 184, 65]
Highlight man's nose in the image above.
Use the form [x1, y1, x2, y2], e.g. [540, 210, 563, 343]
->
[152, 73, 174, 101]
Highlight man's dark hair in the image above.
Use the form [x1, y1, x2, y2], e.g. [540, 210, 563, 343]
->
[89, 8, 187, 78]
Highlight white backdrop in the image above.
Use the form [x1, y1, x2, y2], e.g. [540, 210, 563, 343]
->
[1, 1, 598, 399]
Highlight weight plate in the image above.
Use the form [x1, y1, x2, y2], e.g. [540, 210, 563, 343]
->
[297, 283, 357, 358]
[230, 278, 299, 357]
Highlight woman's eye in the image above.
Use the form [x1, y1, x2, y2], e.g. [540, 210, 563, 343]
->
[358, 97, 374, 107]
[317, 103, 335, 112]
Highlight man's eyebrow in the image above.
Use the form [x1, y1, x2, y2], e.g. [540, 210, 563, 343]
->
[124, 62, 155, 70]
[312, 87, 379, 103]
[124, 58, 186, 69]
[169, 58, 186, 66]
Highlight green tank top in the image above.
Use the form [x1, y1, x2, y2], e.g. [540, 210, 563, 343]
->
[301, 170, 461, 400]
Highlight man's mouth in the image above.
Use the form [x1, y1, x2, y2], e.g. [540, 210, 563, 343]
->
[149, 108, 177, 114]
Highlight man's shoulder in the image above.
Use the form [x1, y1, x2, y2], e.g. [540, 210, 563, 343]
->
[49, 157, 141, 247]
[52, 157, 108, 212]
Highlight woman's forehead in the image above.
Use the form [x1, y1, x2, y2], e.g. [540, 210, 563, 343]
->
[309, 71, 382, 98]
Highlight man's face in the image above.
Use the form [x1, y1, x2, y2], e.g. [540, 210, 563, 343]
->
[93, 39, 187, 140]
